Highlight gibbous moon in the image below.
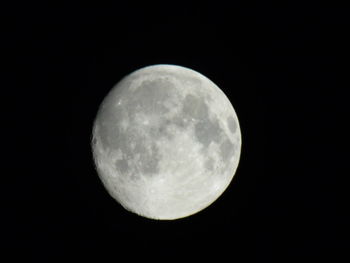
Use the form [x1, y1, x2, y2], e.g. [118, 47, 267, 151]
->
[92, 64, 241, 220]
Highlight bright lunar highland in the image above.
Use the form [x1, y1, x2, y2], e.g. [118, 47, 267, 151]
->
[92, 64, 241, 220]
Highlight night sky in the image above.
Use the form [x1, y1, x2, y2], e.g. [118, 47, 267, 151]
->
[4, 2, 347, 261]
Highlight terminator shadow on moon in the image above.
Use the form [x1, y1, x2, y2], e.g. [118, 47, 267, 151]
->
[92, 64, 241, 220]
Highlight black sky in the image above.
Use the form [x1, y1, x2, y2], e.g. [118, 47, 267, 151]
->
[4, 1, 348, 261]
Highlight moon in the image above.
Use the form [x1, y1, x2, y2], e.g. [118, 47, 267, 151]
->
[91, 64, 241, 220]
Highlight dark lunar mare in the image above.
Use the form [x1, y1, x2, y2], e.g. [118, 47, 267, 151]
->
[180, 93, 235, 165]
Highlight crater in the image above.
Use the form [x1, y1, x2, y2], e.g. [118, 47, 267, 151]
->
[219, 139, 235, 163]
[205, 157, 214, 171]
[172, 115, 189, 129]
[227, 116, 237, 133]
[116, 158, 129, 174]
[91, 136, 97, 147]
[184, 76, 201, 90]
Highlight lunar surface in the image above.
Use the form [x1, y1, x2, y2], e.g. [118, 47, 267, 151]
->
[91, 64, 241, 220]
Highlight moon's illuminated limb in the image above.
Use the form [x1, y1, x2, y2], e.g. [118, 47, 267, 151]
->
[92, 64, 241, 220]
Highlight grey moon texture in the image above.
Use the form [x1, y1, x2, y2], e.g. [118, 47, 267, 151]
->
[91, 64, 241, 220]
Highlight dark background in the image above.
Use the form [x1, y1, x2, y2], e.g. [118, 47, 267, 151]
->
[4, 1, 348, 261]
